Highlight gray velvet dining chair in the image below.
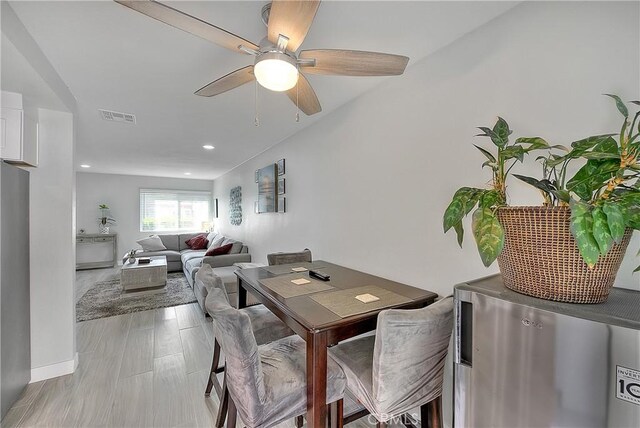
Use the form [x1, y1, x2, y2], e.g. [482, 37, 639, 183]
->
[207, 287, 347, 428]
[267, 248, 312, 265]
[198, 264, 295, 425]
[328, 296, 454, 428]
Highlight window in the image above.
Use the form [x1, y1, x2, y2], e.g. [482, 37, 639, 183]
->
[140, 189, 211, 232]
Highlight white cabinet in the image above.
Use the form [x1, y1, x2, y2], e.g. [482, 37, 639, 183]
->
[0, 91, 38, 167]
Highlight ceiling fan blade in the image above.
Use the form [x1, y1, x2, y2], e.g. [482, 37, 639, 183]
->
[285, 74, 321, 116]
[299, 49, 409, 76]
[195, 66, 255, 97]
[115, 0, 259, 54]
[268, 0, 320, 52]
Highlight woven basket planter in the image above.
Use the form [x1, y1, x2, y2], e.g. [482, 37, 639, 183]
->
[496, 206, 632, 304]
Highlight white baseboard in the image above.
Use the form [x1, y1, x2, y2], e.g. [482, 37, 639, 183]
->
[30, 352, 79, 382]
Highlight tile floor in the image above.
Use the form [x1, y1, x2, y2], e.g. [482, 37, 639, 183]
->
[1, 268, 402, 428]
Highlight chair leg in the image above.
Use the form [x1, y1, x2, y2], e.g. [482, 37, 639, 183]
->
[227, 395, 237, 428]
[215, 375, 229, 428]
[421, 396, 442, 428]
[295, 415, 304, 428]
[206, 339, 222, 397]
[335, 399, 344, 428]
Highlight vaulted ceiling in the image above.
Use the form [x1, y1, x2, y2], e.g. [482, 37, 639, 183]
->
[8, 1, 517, 179]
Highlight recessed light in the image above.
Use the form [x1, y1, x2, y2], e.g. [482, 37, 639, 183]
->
[80, 164, 91, 168]
[184, 172, 192, 176]
[202, 145, 215, 150]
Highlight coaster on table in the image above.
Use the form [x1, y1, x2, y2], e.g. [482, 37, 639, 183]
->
[291, 278, 311, 285]
[355, 293, 380, 303]
[291, 267, 308, 272]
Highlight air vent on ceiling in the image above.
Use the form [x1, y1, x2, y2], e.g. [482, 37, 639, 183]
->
[99, 109, 136, 124]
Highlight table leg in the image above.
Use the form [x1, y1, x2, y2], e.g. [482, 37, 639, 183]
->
[306, 331, 328, 428]
[237, 278, 247, 309]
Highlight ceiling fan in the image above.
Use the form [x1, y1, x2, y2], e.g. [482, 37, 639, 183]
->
[115, 0, 409, 116]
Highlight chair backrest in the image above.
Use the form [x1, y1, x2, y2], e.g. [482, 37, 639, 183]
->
[205, 288, 266, 426]
[267, 248, 312, 266]
[372, 296, 454, 414]
[196, 263, 229, 303]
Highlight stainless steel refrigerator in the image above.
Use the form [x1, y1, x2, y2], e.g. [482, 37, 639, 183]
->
[0, 162, 30, 419]
[453, 275, 640, 428]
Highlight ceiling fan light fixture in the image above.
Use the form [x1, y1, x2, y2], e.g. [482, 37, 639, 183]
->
[254, 52, 298, 92]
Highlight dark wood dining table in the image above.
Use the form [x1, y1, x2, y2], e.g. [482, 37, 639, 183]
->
[235, 260, 438, 428]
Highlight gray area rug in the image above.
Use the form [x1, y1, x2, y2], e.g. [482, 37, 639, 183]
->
[76, 272, 197, 322]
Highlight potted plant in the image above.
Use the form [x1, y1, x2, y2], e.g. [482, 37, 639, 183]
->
[444, 95, 639, 303]
[98, 204, 116, 234]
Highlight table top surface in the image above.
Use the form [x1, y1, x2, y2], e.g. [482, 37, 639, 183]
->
[236, 261, 437, 331]
[121, 255, 167, 270]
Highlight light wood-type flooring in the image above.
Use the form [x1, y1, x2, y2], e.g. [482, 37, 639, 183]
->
[1, 268, 416, 428]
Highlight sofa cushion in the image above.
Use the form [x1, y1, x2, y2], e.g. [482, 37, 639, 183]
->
[206, 243, 232, 257]
[158, 234, 179, 251]
[181, 249, 207, 265]
[185, 256, 203, 278]
[212, 266, 240, 295]
[136, 235, 167, 251]
[222, 237, 244, 254]
[135, 250, 181, 263]
[179, 233, 202, 251]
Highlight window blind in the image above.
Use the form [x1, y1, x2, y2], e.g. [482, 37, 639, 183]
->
[139, 189, 211, 232]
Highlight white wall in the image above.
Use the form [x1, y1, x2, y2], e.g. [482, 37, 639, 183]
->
[30, 108, 77, 380]
[76, 172, 213, 257]
[213, 1, 640, 296]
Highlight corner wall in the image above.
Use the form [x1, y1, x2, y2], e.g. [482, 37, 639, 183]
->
[76, 172, 213, 258]
[29, 108, 76, 380]
[213, 1, 640, 296]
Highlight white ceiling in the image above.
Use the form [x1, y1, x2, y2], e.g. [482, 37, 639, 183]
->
[8, 1, 517, 180]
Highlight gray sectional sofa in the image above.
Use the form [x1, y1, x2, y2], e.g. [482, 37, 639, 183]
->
[124, 231, 251, 288]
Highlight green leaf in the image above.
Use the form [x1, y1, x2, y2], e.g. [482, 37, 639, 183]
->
[566, 159, 619, 200]
[515, 137, 550, 151]
[443, 187, 483, 233]
[493, 117, 511, 144]
[471, 207, 504, 267]
[502, 145, 525, 162]
[453, 221, 464, 247]
[604, 94, 629, 118]
[477, 126, 506, 148]
[580, 152, 621, 160]
[569, 201, 600, 268]
[479, 189, 502, 209]
[474, 145, 496, 163]
[591, 207, 613, 255]
[602, 202, 626, 243]
[570, 134, 617, 150]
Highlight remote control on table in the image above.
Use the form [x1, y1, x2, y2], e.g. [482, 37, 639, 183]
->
[309, 270, 330, 281]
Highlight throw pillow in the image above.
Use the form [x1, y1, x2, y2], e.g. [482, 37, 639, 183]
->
[206, 232, 218, 245]
[136, 235, 167, 251]
[205, 243, 233, 257]
[185, 234, 208, 250]
[208, 235, 225, 249]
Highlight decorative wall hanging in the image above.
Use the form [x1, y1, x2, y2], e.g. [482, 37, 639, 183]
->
[214, 198, 219, 218]
[278, 196, 286, 213]
[257, 164, 277, 213]
[278, 178, 286, 195]
[277, 158, 285, 175]
[229, 186, 242, 225]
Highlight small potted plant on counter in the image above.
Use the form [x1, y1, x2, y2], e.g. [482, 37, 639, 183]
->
[98, 204, 116, 234]
[444, 94, 640, 303]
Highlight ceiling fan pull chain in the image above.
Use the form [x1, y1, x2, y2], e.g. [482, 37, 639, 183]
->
[254, 79, 260, 127]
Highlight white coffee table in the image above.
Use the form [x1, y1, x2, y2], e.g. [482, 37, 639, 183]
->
[121, 256, 167, 294]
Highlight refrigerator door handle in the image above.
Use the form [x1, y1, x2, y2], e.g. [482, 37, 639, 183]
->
[455, 291, 473, 367]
